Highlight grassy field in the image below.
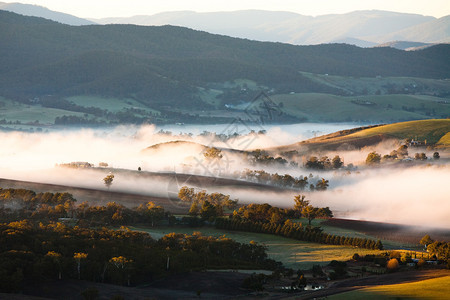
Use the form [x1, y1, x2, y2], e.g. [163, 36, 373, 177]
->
[349, 119, 450, 145]
[300, 72, 450, 97]
[132, 226, 384, 269]
[0, 98, 87, 124]
[67, 96, 160, 114]
[329, 275, 450, 300]
[271, 93, 450, 123]
[436, 132, 450, 147]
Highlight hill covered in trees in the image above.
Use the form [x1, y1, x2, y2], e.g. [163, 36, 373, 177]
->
[1, 10, 450, 115]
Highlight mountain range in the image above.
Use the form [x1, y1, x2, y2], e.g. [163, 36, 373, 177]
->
[0, 3, 449, 48]
[0, 1, 94, 25]
[92, 10, 450, 47]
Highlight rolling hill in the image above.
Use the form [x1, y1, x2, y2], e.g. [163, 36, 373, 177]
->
[275, 119, 450, 153]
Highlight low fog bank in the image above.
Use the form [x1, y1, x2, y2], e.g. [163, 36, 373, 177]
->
[0, 124, 448, 229]
[311, 165, 450, 229]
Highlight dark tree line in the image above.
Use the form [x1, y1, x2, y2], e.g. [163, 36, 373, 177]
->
[215, 217, 383, 250]
[0, 188, 168, 227]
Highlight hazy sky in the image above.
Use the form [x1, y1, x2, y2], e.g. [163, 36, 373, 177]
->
[2, 0, 450, 18]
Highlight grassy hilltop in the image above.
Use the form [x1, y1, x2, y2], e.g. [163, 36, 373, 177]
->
[276, 119, 450, 153]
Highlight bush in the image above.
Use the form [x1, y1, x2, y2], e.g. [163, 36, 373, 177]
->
[387, 258, 399, 272]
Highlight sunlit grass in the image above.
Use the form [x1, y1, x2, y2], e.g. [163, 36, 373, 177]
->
[329, 275, 450, 300]
[132, 226, 383, 269]
[350, 119, 450, 144]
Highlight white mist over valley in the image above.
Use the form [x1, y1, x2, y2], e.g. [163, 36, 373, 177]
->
[1, 123, 448, 229]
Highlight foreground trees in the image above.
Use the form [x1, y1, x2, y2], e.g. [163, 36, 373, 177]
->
[0, 221, 276, 292]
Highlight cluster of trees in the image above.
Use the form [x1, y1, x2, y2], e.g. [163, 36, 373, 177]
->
[367, 144, 440, 165]
[230, 195, 333, 226]
[178, 186, 238, 221]
[420, 235, 449, 262]
[305, 155, 344, 170]
[215, 217, 383, 250]
[236, 169, 329, 191]
[0, 220, 276, 292]
[0, 188, 168, 227]
[247, 149, 288, 166]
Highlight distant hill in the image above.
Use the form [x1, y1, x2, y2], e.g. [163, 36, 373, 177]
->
[374, 15, 450, 44]
[375, 41, 436, 51]
[1, 10, 450, 110]
[92, 9, 448, 47]
[0, 2, 95, 25]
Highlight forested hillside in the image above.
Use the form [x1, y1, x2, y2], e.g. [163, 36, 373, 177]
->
[1, 10, 450, 111]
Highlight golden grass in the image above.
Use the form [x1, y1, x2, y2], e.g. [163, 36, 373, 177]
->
[349, 119, 450, 144]
[330, 275, 450, 300]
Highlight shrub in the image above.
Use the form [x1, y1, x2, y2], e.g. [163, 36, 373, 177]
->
[387, 258, 399, 272]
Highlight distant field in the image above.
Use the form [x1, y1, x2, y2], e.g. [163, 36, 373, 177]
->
[300, 72, 450, 98]
[0, 98, 86, 124]
[67, 96, 160, 114]
[329, 275, 450, 300]
[271, 93, 450, 123]
[132, 226, 383, 269]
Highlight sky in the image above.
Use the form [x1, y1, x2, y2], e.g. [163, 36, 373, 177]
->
[2, 0, 449, 19]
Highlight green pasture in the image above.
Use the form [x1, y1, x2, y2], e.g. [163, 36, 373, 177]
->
[300, 72, 450, 97]
[67, 96, 159, 114]
[329, 275, 450, 300]
[131, 226, 383, 269]
[271, 93, 450, 123]
[0, 98, 87, 124]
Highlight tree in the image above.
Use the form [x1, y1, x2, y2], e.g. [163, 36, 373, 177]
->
[178, 186, 195, 202]
[46, 251, 62, 279]
[414, 153, 427, 160]
[204, 147, 223, 161]
[200, 200, 217, 222]
[305, 156, 323, 169]
[396, 145, 408, 158]
[293, 195, 309, 217]
[332, 155, 343, 169]
[109, 256, 133, 286]
[315, 178, 329, 191]
[103, 174, 114, 188]
[366, 152, 381, 165]
[302, 205, 318, 225]
[74, 252, 88, 279]
[420, 234, 433, 249]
